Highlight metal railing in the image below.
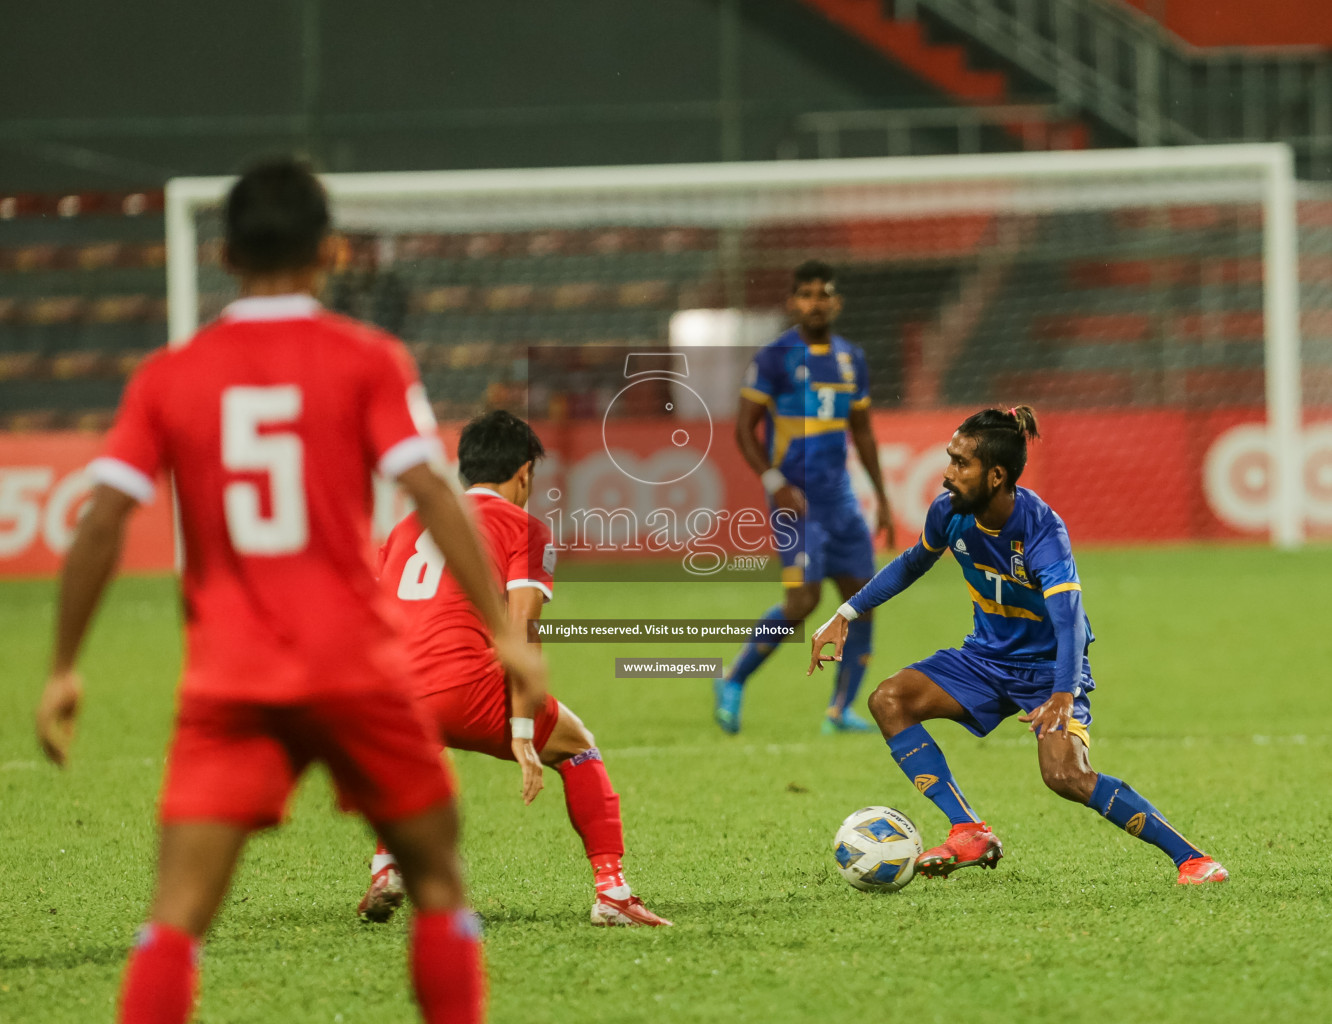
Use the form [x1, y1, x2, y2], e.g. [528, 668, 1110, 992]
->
[789, 104, 1070, 158]
[890, 0, 1332, 178]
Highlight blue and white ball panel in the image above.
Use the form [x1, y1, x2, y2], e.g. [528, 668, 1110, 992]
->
[832, 806, 924, 893]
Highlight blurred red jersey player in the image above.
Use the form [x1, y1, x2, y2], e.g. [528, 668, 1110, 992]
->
[361, 411, 671, 927]
[34, 159, 548, 1024]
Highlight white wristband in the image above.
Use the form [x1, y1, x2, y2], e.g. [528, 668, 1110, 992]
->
[761, 468, 787, 494]
[510, 717, 535, 740]
[836, 601, 859, 622]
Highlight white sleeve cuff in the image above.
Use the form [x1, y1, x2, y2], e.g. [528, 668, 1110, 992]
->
[506, 579, 553, 602]
[836, 601, 859, 622]
[379, 434, 441, 479]
[87, 457, 156, 504]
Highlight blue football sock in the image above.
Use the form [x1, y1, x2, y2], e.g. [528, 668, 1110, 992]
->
[1088, 774, 1205, 867]
[829, 617, 872, 713]
[886, 723, 981, 826]
[725, 605, 789, 686]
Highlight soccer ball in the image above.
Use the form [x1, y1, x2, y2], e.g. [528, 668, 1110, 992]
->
[832, 806, 923, 892]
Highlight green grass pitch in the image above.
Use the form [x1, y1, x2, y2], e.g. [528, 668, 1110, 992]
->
[3, 546, 1331, 1023]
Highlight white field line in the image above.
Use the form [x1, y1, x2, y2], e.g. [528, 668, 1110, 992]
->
[3, 733, 1325, 773]
[601, 734, 1328, 759]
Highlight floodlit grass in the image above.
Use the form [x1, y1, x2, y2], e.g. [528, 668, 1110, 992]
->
[2, 546, 1331, 1022]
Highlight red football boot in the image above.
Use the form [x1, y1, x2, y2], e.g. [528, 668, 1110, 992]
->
[1177, 856, 1229, 885]
[590, 892, 673, 927]
[358, 866, 406, 922]
[916, 822, 1004, 878]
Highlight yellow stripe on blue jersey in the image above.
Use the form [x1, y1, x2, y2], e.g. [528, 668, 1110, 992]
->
[770, 414, 848, 470]
[921, 487, 1095, 663]
[964, 581, 1045, 621]
[973, 563, 1038, 590]
[740, 386, 774, 408]
[741, 329, 872, 496]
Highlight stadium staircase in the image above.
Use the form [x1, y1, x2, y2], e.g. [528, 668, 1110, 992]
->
[794, 0, 1332, 178]
[795, 0, 1089, 152]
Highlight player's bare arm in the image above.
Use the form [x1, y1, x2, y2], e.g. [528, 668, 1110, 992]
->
[849, 404, 895, 549]
[506, 584, 548, 805]
[736, 395, 805, 515]
[397, 462, 548, 705]
[36, 484, 137, 767]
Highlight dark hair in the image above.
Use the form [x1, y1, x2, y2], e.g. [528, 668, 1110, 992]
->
[956, 405, 1041, 488]
[457, 410, 546, 487]
[224, 158, 330, 273]
[792, 259, 835, 292]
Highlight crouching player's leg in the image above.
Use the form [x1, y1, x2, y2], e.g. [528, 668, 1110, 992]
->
[320, 692, 486, 1023]
[866, 653, 1006, 877]
[540, 703, 672, 926]
[362, 684, 671, 927]
[1029, 706, 1228, 885]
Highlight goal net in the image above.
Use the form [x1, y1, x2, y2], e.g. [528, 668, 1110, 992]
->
[167, 146, 1323, 566]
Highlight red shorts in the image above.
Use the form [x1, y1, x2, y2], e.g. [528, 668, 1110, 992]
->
[159, 688, 454, 830]
[420, 667, 560, 761]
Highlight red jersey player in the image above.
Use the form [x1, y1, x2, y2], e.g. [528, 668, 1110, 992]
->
[360, 410, 672, 927]
[33, 159, 547, 1024]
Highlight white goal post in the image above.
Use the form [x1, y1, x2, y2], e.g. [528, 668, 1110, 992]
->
[165, 144, 1305, 548]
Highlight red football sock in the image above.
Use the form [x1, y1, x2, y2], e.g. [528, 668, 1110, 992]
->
[371, 838, 396, 874]
[592, 855, 626, 894]
[117, 923, 200, 1024]
[410, 910, 485, 1024]
[557, 748, 625, 875]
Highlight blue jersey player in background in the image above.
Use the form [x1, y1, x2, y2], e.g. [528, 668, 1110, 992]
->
[716, 260, 895, 735]
[809, 406, 1229, 885]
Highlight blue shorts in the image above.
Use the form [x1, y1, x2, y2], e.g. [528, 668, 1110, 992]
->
[911, 646, 1095, 745]
[773, 498, 875, 587]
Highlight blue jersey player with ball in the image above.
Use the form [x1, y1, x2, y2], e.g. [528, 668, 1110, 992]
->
[809, 406, 1228, 885]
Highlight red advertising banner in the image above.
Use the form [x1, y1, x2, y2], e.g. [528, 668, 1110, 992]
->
[0, 434, 175, 576]
[2, 410, 1324, 577]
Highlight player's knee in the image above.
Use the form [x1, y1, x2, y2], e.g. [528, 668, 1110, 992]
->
[867, 677, 910, 735]
[542, 705, 596, 764]
[1041, 762, 1095, 803]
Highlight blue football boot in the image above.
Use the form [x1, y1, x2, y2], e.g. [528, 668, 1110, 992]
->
[822, 705, 875, 734]
[713, 678, 744, 734]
